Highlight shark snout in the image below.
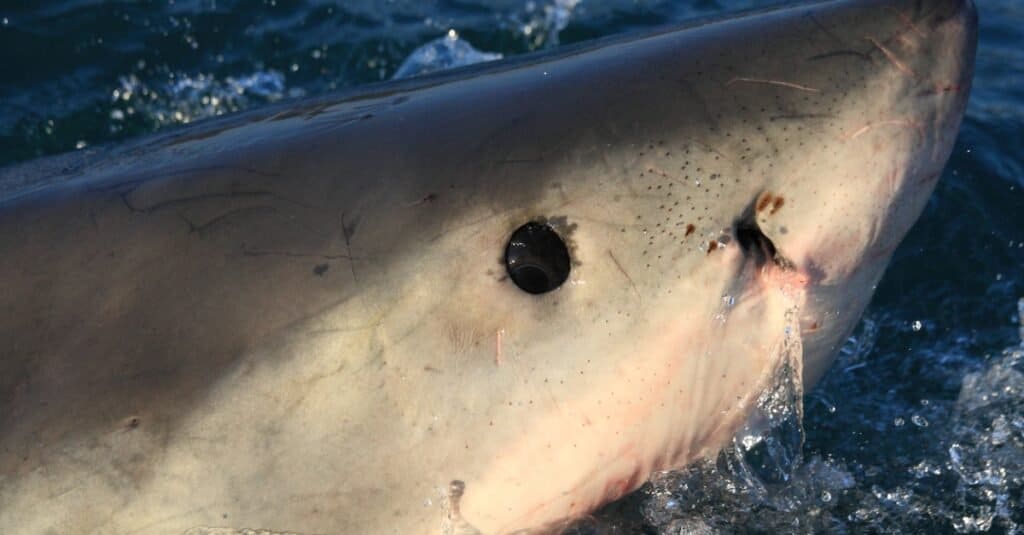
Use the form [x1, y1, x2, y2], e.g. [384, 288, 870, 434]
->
[732, 0, 978, 387]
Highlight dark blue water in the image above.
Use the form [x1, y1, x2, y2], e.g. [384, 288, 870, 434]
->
[1, 1, 1021, 532]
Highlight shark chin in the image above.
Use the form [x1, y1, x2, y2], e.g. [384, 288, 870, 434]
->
[0, 0, 976, 533]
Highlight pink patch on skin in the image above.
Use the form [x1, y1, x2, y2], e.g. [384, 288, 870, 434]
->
[757, 261, 811, 297]
[843, 118, 924, 143]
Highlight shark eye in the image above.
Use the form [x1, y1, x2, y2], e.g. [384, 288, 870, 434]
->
[505, 222, 571, 295]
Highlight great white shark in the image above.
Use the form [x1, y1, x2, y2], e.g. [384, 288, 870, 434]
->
[0, 0, 976, 533]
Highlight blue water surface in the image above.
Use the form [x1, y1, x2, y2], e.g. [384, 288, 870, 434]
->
[0, 0, 1021, 532]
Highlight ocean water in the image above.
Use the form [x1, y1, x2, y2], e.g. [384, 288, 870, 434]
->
[1, 0, 1021, 533]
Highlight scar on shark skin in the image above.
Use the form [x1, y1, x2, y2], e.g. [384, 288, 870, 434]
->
[866, 37, 916, 77]
[406, 193, 438, 207]
[843, 118, 924, 142]
[120, 190, 283, 214]
[179, 205, 277, 236]
[495, 328, 505, 367]
[726, 77, 820, 93]
[918, 83, 969, 97]
[885, 7, 927, 38]
[607, 250, 641, 300]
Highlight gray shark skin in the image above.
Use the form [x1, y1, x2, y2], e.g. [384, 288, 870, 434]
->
[0, 0, 975, 533]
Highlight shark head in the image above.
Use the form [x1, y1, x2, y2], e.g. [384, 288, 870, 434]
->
[0, 0, 976, 533]
[383, 0, 977, 530]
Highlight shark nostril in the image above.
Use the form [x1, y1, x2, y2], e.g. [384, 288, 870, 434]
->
[505, 222, 571, 294]
[735, 200, 792, 270]
[735, 219, 777, 268]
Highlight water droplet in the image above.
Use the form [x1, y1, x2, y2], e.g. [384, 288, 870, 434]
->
[894, 417, 905, 427]
[911, 320, 922, 332]
[911, 414, 928, 428]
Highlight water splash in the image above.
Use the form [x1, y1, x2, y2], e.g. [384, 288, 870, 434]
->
[110, 70, 300, 129]
[392, 30, 502, 80]
[946, 347, 1024, 533]
[518, 0, 583, 49]
[577, 301, 1024, 534]
[637, 309, 822, 531]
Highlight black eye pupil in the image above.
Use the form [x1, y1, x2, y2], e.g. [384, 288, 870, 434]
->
[512, 265, 551, 294]
[505, 222, 571, 294]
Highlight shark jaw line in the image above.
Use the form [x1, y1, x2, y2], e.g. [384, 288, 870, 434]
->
[452, 235, 812, 533]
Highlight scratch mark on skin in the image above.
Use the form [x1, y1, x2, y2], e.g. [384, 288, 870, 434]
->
[125, 502, 232, 535]
[726, 77, 820, 93]
[804, 12, 847, 47]
[181, 206, 277, 236]
[866, 37, 916, 77]
[678, 137, 739, 167]
[918, 83, 968, 97]
[886, 7, 927, 38]
[340, 211, 359, 283]
[915, 171, 942, 186]
[643, 164, 685, 187]
[121, 190, 284, 214]
[495, 329, 505, 367]
[843, 119, 923, 142]
[807, 50, 873, 62]
[405, 193, 438, 207]
[607, 250, 641, 300]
